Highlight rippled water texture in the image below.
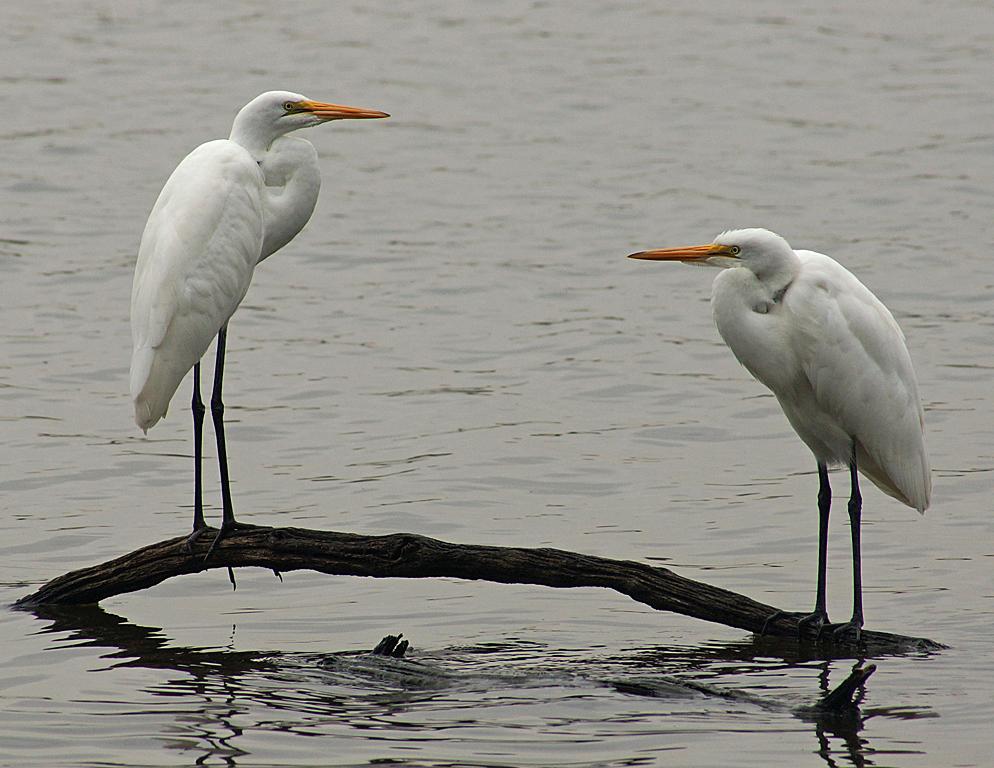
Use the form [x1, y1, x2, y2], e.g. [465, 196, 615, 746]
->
[2, 1, 992, 766]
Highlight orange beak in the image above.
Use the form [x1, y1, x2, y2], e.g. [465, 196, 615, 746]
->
[628, 243, 737, 262]
[297, 100, 390, 120]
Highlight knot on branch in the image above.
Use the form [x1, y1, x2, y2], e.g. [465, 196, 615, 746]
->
[387, 533, 424, 563]
[268, 527, 290, 549]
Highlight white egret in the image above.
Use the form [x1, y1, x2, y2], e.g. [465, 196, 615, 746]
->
[629, 228, 930, 640]
[130, 90, 388, 556]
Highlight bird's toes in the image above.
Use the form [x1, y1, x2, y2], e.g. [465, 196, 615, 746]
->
[797, 610, 831, 639]
[761, 609, 800, 635]
[183, 525, 210, 555]
[830, 620, 864, 645]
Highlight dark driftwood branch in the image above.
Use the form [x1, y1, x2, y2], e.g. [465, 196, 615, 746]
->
[14, 525, 941, 653]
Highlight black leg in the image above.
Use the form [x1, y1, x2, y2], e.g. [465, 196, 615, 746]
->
[833, 443, 864, 642]
[847, 451, 864, 630]
[797, 463, 832, 636]
[205, 325, 240, 569]
[192, 362, 206, 532]
[814, 462, 831, 619]
[184, 363, 209, 554]
[211, 324, 235, 528]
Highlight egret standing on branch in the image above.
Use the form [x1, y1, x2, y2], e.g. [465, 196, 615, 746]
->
[130, 91, 388, 556]
[629, 228, 930, 641]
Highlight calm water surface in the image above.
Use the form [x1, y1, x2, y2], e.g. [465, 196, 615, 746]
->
[2, 1, 992, 766]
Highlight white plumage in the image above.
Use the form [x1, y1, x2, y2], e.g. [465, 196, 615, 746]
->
[131, 140, 265, 430]
[129, 90, 387, 548]
[630, 228, 930, 639]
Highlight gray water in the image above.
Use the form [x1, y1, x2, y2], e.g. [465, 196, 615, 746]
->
[2, 1, 993, 765]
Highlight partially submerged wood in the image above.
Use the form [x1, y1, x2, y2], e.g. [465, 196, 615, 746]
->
[14, 524, 942, 654]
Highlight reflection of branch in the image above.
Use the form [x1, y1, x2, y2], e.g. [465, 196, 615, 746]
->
[27, 602, 880, 719]
[28, 603, 270, 675]
[27, 603, 273, 765]
[23, 601, 896, 766]
[15, 525, 942, 653]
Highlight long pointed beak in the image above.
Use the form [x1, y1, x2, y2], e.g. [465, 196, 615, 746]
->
[628, 244, 733, 262]
[298, 100, 390, 120]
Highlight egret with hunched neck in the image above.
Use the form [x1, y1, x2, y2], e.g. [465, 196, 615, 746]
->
[629, 228, 930, 641]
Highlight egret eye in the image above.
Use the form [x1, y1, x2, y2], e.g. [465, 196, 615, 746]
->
[730, 245, 741, 255]
[282, 101, 296, 112]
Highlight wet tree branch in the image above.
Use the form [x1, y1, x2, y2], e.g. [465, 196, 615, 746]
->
[13, 525, 941, 654]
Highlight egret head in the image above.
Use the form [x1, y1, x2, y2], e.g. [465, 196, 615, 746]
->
[712, 229, 794, 274]
[629, 228, 795, 277]
[230, 90, 388, 152]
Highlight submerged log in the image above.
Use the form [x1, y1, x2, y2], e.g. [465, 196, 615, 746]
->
[14, 525, 941, 654]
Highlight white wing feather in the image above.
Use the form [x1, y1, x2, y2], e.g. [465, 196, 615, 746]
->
[783, 252, 930, 511]
[130, 140, 265, 431]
